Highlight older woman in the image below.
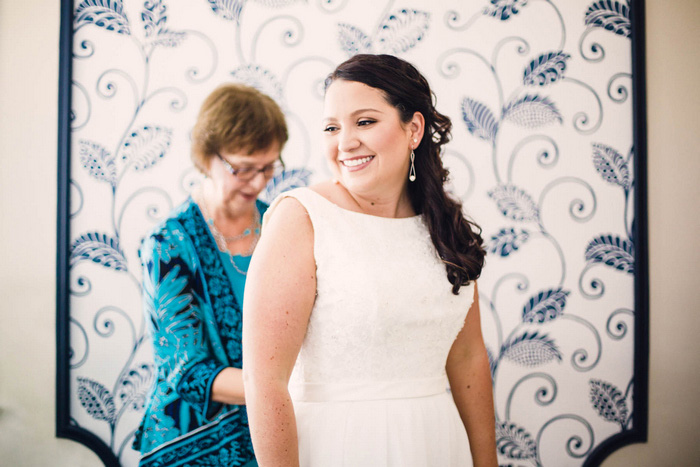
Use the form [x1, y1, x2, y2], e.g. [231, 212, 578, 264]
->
[243, 55, 497, 467]
[133, 83, 287, 467]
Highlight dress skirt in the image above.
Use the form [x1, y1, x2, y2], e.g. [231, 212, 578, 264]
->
[292, 382, 472, 467]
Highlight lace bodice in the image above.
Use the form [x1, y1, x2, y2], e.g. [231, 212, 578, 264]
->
[264, 188, 475, 398]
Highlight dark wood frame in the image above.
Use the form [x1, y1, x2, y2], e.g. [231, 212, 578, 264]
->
[55, 1, 120, 465]
[585, 0, 649, 463]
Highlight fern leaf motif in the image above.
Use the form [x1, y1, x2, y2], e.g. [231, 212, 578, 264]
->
[488, 228, 530, 257]
[496, 421, 537, 459]
[501, 331, 562, 367]
[231, 65, 285, 106]
[590, 379, 629, 428]
[116, 363, 155, 411]
[461, 98, 499, 143]
[75, 0, 131, 34]
[592, 143, 631, 189]
[77, 377, 116, 423]
[523, 51, 571, 86]
[207, 0, 245, 24]
[79, 140, 117, 187]
[585, 0, 631, 38]
[376, 9, 430, 55]
[122, 126, 172, 171]
[141, 0, 166, 37]
[488, 185, 539, 223]
[585, 234, 634, 273]
[337, 24, 373, 56]
[70, 232, 127, 271]
[483, 0, 529, 21]
[503, 94, 563, 128]
[141, 0, 186, 47]
[149, 30, 186, 48]
[261, 168, 313, 204]
[522, 288, 570, 324]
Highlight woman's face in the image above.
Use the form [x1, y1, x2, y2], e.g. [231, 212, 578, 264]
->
[207, 143, 280, 213]
[322, 80, 420, 199]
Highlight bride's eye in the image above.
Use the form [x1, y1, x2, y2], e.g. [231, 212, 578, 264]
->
[358, 119, 375, 126]
[323, 125, 339, 132]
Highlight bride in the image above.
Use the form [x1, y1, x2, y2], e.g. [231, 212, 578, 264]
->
[242, 54, 497, 466]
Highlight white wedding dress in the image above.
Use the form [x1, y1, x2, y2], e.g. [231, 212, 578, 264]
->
[264, 187, 475, 467]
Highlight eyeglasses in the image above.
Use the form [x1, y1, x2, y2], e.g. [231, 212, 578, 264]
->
[216, 153, 284, 181]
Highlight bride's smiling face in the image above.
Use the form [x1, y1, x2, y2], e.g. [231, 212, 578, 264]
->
[322, 80, 419, 197]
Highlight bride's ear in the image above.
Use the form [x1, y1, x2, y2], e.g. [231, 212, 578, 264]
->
[408, 111, 425, 144]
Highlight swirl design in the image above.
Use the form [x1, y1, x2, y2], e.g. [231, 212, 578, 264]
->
[63, 1, 641, 465]
[606, 308, 634, 340]
[607, 72, 632, 103]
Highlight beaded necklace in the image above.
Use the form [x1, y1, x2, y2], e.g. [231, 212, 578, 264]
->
[196, 193, 260, 276]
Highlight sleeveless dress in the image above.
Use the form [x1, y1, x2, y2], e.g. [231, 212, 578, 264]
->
[264, 187, 475, 467]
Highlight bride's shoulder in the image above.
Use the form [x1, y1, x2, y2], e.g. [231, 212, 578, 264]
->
[308, 180, 352, 209]
[308, 180, 335, 198]
[261, 192, 314, 246]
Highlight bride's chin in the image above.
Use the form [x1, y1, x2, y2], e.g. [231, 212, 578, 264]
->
[342, 172, 375, 188]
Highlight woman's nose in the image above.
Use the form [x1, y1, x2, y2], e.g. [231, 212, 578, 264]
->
[248, 171, 269, 192]
[337, 128, 360, 153]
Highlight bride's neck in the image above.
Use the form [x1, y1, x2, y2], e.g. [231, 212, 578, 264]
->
[339, 182, 414, 218]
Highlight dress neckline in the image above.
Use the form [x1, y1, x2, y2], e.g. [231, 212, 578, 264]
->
[300, 187, 421, 222]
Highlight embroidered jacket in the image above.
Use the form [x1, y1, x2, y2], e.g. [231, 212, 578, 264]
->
[133, 198, 266, 466]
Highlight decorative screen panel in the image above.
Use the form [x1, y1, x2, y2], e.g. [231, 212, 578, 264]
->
[57, 1, 648, 465]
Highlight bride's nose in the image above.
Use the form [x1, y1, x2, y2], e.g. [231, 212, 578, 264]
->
[338, 128, 361, 153]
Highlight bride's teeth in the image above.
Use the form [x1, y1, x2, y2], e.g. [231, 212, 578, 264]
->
[343, 156, 373, 167]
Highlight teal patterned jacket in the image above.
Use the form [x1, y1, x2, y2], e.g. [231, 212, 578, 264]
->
[133, 198, 266, 466]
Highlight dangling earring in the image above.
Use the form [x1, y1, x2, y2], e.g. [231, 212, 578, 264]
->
[409, 150, 416, 182]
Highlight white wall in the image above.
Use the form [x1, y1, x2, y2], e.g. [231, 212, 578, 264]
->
[0, 1, 697, 465]
[0, 1, 101, 465]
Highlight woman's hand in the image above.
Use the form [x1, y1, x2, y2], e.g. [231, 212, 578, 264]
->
[211, 367, 246, 406]
[242, 197, 317, 467]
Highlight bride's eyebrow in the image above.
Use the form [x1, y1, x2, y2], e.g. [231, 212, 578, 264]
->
[351, 108, 383, 116]
[322, 108, 384, 123]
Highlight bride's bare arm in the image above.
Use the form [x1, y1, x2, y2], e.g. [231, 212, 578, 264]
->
[242, 197, 316, 467]
[446, 282, 498, 467]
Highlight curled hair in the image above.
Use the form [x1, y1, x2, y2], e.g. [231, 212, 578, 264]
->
[326, 54, 485, 294]
[191, 83, 288, 173]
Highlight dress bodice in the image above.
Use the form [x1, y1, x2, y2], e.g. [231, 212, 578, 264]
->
[264, 188, 475, 401]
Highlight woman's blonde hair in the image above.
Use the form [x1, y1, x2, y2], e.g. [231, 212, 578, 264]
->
[191, 83, 288, 173]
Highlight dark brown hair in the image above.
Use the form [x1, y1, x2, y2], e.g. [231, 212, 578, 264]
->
[191, 83, 288, 173]
[325, 54, 485, 294]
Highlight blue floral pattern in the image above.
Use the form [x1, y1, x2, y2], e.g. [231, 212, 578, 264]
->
[178, 359, 226, 418]
[132, 199, 258, 465]
[64, 1, 642, 465]
[138, 410, 252, 467]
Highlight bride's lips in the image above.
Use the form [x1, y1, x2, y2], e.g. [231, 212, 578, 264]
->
[340, 155, 375, 172]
